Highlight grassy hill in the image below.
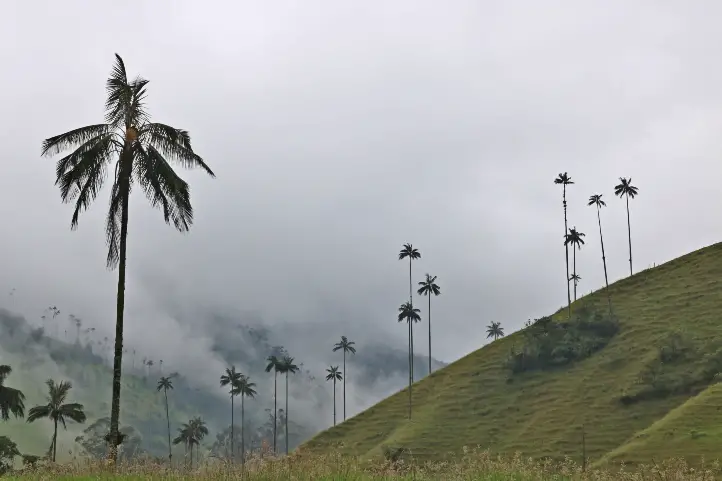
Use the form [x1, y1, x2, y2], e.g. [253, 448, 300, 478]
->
[302, 242, 722, 466]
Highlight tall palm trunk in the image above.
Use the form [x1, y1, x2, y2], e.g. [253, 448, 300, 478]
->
[563, 188, 571, 319]
[272, 371, 277, 453]
[52, 418, 58, 462]
[596, 205, 612, 314]
[230, 393, 235, 461]
[427, 295, 432, 375]
[164, 388, 171, 464]
[626, 194, 633, 276]
[573, 246, 577, 302]
[109, 168, 131, 463]
[241, 394, 245, 464]
[407, 257, 413, 419]
[342, 351, 346, 421]
[285, 372, 289, 455]
[332, 379, 337, 426]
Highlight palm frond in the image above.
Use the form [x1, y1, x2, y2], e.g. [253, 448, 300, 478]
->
[0, 386, 25, 420]
[58, 403, 86, 424]
[42, 124, 111, 158]
[26, 405, 52, 423]
[104, 180, 124, 269]
[0, 365, 11, 383]
[142, 123, 215, 176]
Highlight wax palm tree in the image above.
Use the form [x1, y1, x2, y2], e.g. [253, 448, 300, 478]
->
[27, 380, 86, 462]
[554, 173, 574, 318]
[325, 366, 343, 426]
[232, 375, 257, 464]
[398, 244, 421, 381]
[219, 366, 242, 462]
[173, 422, 194, 468]
[265, 355, 282, 453]
[398, 301, 421, 419]
[417, 273, 441, 375]
[277, 356, 299, 454]
[156, 376, 174, 464]
[564, 227, 586, 302]
[41, 55, 215, 460]
[569, 273, 582, 288]
[588, 194, 611, 306]
[614, 177, 639, 276]
[486, 321, 505, 341]
[332, 336, 356, 421]
[189, 417, 208, 465]
[0, 365, 25, 421]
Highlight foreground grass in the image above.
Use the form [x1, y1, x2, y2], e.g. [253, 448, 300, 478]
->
[6, 450, 722, 480]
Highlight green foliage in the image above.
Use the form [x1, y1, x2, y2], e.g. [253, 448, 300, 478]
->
[74, 417, 144, 461]
[506, 307, 619, 374]
[0, 436, 20, 475]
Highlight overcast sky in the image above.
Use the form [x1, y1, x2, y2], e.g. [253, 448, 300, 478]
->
[2, 1, 722, 365]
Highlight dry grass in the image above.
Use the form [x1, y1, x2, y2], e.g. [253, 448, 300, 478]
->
[6, 449, 722, 480]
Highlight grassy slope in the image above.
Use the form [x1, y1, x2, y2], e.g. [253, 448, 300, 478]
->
[302, 242, 722, 464]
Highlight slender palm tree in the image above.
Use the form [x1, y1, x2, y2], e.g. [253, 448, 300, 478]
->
[277, 356, 299, 454]
[219, 367, 242, 461]
[417, 273, 441, 375]
[588, 194, 611, 305]
[264, 355, 282, 453]
[554, 173, 574, 318]
[232, 375, 257, 464]
[332, 336, 356, 421]
[614, 177, 639, 276]
[41, 55, 215, 461]
[173, 422, 194, 468]
[486, 321, 505, 341]
[569, 273, 582, 291]
[325, 366, 343, 426]
[0, 365, 25, 421]
[189, 417, 208, 465]
[27, 380, 86, 462]
[564, 227, 586, 301]
[398, 244, 421, 381]
[398, 301, 421, 419]
[156, 376, 174, 464]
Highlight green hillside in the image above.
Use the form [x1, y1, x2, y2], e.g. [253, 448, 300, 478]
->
[302, 242, 722, 466]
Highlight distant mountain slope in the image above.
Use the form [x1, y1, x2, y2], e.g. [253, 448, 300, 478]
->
[302, 242, 722, 465]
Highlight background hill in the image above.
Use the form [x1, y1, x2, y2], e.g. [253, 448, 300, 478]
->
[302, 242, 722, 466]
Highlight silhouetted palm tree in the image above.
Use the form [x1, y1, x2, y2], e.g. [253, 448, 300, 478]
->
[0, 365, 25, 421]
[173, 422, 194, 468]
[41, 54, 215, 461]
[569, 273, 582, 293]
[554, 173, 574, 318]
[156, 376, 174, 464]
[232, 375, 256, 464]
[398, 301, 421, 419]
[325, 366, 343, 426]
[614, 177, 639, 276]
[398, 244, 421, 381]
[265, 355, 282, 453]
[486, 321, 505, 341]
[564, 227, 586, 301]
[189, 417, 208, 465]
[277, 356, 299, 455]
[417, 273, 441, 375]
[220, 367, 242, 461]
[332, 336, 356, 421]
[27, 380, 86, 462]
[588, 194, 611, 309]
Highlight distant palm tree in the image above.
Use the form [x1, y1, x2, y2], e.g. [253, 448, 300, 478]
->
[569, 273, 582, 289]
[398, 301, 421, 419]
[614, 177, 639, 276]
[417, 273, 441, 375]
[325, 366, 343, 426]
[398, 244, 421, 381]
[232, 375, 257, 464]
[554, 173, 574, 318]
[219, 367, 242, 461]
[277, 356, 299, 455]
[0, 365, 25, 421]
[486, 321, 505, 341]
[332, 336, 356, 421]
[189, 417, 208, 465]
[588, 194, 611, 309]
[173, 422, 194, 468]
[156, 376, 174, 464]
[27, 380, 86, 462]
[41, 54, 215, 461]
[265, 355, 282, 453]
[564, 227, 586, 301]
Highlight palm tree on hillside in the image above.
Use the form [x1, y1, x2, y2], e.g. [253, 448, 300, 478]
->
[614, 177, 639, 276]
[332, 336, 356, 422]
[554, 173, 574, 318]
[156, 376, 174, 464]
[417, 273, 441, 375]
[569, 273, 582, 292]
[398, 301, 421, 419]
[41, 54, 215, 460]
[277, 356, 299, 454]
[325, 366, 343, 426]
[564, 227, 586, 302]
[27, 380, 86, 462]
[219, 366, 242, 461]
[486, 321, 505, 341]
[588, 194, 612, 309]
[0, 365, 25, 421]
[398, 244, 421, 381]
[265, 355, 282, 453]
[232, 375, 257, 464]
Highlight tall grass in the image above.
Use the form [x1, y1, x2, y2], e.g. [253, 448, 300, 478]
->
[6, 447, 721, 480]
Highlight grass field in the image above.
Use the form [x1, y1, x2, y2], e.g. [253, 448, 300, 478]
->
[301, 242, 722, 466]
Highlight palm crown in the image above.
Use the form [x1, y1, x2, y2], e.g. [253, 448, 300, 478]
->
[332, 336, 357, 354]
[417, 273, 441, 297]
[265, 355, 281, 373]
[220, 367, 242, 395]
[0, 365, 25, 421]
[278, 356, 299, 375]
[554, 172, 574, 186]
[397, 301, 421, 324]
[398, 243, 421, 261]
[486, 321, 505, 339]
[564, 227, 586, 249]
[325, 366, 343, 382]
[614, 177, 639, 199]
[27, 380, 86, 427]
[156, 376, 174, 393]
[232, 375, 257, 398]
[588, 194, 606, 208]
